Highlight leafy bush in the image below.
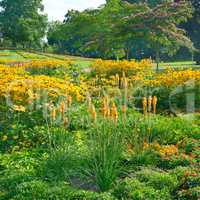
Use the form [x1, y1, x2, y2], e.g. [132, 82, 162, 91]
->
[12, 181, 116, 200]
[91, 59, 152, 77]
[113, 178, 172, 200]
[177, 186, 200, 200]
[157, 155, 191, 169]
[128, 149, 161, 167]
[135, 168, 178, 192]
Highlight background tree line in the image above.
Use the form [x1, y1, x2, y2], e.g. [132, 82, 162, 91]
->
[0, 0, 200, 62]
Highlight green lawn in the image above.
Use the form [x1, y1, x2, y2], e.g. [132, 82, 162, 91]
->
[1, 50, 200, 70]
[154, 61, 200, 70]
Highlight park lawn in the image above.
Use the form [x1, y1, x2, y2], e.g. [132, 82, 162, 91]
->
[154, 61, 200, 70]
[0, 50, 93, 69]
[2, 50, 200, 70]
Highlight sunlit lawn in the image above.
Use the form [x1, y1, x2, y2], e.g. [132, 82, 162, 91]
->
[1, 50, 200, 70]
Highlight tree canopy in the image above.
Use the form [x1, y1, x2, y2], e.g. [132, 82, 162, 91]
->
[0, 0, 48, 48]
[0, 0, 199, 61]
[47, 0, 193, 60]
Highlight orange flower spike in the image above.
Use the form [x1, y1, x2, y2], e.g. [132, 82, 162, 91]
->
[111, 102, 118, 123]
[64, 117, 69, 128]
[106, 107, 111, 118]
[91, 104, 97, 123]
[67, 95, 72, 107]
[152, 96, 158, 114]
[124, 77, 128, 89]
[122, 104, 127, 122]
[88, 96, 92, 108]
[116, 74, 120, 85]
[60, 101, 65, 118]
[51, 107, 56, 121]
[122, 104, 127, 114]
[148, 96, 152, 113]
[142, 97, 147, 115]
[101, 106, 107, 118]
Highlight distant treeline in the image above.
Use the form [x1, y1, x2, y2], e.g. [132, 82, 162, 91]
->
[1, 0, 200, 62]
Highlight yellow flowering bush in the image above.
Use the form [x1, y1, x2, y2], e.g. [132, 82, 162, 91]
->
[158, 145, 179, 157]
[148, 69, 200, 87]
[91, 59, 153, 77]
[20, 59, 73, 70]
[0, 65, 86, 106]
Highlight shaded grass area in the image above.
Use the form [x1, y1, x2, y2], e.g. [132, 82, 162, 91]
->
[154, 61, 200, 70]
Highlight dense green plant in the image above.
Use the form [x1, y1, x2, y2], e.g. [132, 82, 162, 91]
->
[158, 155, 191, 170]
[86, 119, 124, 192]
[112, 178, 172, 200]
[135, 168, 178, 192]
[11, 181, 116, 200]
[128, 149, 161, 167]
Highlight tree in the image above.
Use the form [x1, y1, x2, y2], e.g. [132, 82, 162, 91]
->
[117, 0, 193, 67]
[182, 0, 200, 63]
[47, 0, 193, 62]
[0, 0, 47, 48]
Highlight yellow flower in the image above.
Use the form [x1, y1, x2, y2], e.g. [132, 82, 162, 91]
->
[2, 135, 8, 141]
[13, 105, 26, 112]
[13, 135, 18, 140]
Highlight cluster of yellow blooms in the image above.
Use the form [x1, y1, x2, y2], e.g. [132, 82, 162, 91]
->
[17, 59, 73, 70]
[144, 142, 179, 157]
[0, 64, 86, 107]
[91, 59, 153, 77]
[148, 69, 200, 87]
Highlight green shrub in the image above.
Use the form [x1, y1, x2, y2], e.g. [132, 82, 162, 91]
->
[86, 119, 124, 192]
[177, 186, 200, 200]
[113, 178, 172, 200]
[41, 129, 87, 182]
[12, 181, 116, 200]
[158, 155, 191, 169]
[128, 149, 161, 167]
[135, 168, 178, 192]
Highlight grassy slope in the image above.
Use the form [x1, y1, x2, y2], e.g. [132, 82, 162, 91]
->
[1, 50, 200, 70]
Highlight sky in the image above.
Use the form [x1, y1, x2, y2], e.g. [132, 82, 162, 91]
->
[43, 0, 106, 21]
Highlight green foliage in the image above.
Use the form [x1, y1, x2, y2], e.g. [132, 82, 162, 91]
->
[11, 181, 116, 200]
[135, 168, 178, 192]
[128, 149, 161, 167]
[86, 119, 124, 192]
[0, 0, 47, 48]
[42, 129, 86, 182]
[47, 0, 193, 60]
[113, 178, 172, 200]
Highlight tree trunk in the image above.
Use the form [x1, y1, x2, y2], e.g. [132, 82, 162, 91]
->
[125, 47, 130, 60]
[156, 48, 160, 72]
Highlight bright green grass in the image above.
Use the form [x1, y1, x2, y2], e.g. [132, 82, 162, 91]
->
[42, 52, 94, 69]
[153, 61, 200, 70]
[0, 50, 26, 61]
[1, 50, 200, 70]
